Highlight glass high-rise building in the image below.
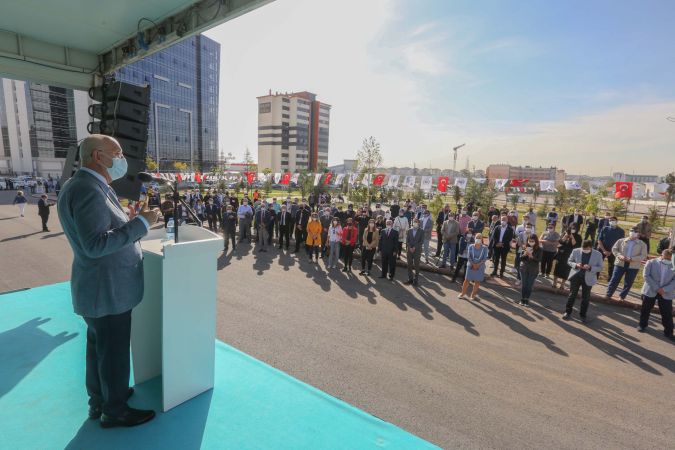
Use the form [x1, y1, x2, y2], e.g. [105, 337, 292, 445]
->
[116, 34, 220, 172]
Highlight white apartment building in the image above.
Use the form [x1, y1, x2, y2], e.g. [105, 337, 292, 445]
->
[257, 90, 330, 173]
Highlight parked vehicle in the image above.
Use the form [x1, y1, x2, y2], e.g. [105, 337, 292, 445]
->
[0, 178, 7, 190]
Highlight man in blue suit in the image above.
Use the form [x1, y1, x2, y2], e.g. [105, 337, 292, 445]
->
[379, 219, 399, 280]
[563, 240, 604, 323]
[57, 135, 159, 428]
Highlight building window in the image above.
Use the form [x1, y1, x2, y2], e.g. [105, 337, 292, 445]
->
[282, 105, 290, 111]
[282, 113, 290, 119]
[282, 98, 290, 103]
[259, 102, 271, 113]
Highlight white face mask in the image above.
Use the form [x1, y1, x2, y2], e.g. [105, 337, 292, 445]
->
[609, 221, 617, 227]
[661, 259, 672, 266]
[413, 223, 419, 229]
[582, 249, 592, 254]
[466, 234, 473, 239]
[629, 232, 638, 239]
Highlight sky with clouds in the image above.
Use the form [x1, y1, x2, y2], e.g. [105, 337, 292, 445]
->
[204, 0, 675, 176]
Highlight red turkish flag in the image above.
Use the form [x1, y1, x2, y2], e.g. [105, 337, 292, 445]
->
[323, 172, 333, 185]
[615, 182, 633, 199]
[373, 174, 385, 186]
[244, 172, 255, 184]
[280, 172, 291, 185]
[437, 176, 449, 192]
[509, 179, 529, 187]
[176, 173, 183, 182]
[195, 172, 202, 183]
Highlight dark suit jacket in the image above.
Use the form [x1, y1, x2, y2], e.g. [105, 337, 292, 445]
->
[563, 214, 583, 229]
[379, 228, 399, 254]
[436, 210, 450, 227]
[255, 209, 272, 228]
[277, 211, 292, 227]
[406, 228, 424, 254]
[38, 198, 52, 216]
[489, 225, 514, 250]
[294, 208, 310, 229]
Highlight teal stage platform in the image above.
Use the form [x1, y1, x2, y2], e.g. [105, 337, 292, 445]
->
[0, 282, 438, 450]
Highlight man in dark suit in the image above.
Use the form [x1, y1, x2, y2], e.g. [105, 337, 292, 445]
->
[254, 202, 272, 252]
[405, 218, 424, 286]
[293, 201, 311, 253]
[221, 204, 238, 251]
[489, 215, 515, 278]
[204, 200, 218, 231]
[379, 219, 399, 280]
[277, 204, 292, 250]
[435, 204, 451, 257]
[562, 208, 584, 232]
[37, 193, 54, 231]
[57, 135, 159, 428]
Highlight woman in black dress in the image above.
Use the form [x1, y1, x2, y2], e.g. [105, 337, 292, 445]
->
[552, 228, 579, 293]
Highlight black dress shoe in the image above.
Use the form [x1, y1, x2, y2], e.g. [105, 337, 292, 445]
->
[89, 387, 135, 420]
[100, 407, 156, 428]
[562, 313, 572, 320]
[404, 279, 413, 285]
[378, 275, 387, 279]
[637, 327, 646, 333]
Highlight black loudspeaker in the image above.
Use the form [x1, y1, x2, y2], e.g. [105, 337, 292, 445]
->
[88, 80, 151, 201]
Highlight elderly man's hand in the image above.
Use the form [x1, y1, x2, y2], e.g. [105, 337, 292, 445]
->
[139, 205, 160, 225]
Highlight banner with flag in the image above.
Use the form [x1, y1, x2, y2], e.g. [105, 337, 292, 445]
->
[387, 174, 400, 188]
[509, 179, 529, 187]
[290, 173, 300, 184]
[257, 173, 267, 183]
[403, 176, 416, 188]
[334, 173, 345, 185]
[654, 183, 670, 196]
[564, 180, 581, 190]
[436, 176, 449, 192]
[323, 172, 333, 185]
[632, 183, 645, 199]
[195, 172, 202, 183]
[280, 172, 291, 185]
[495, 179, 508, 190]
[348, 172, 358, 185]
[243, 172, 255, 184]
[615, 181, 633, 199]
[373, 173, 385, 186]
[313, 173, 322, 186]
[361, 174, 371, 186]
[420, 176, 432, 191]
[540, 180, 555, 192]
[588, 181, 604, 194]
[454, 177, 467, 190]
[273, 173, 281, 184]
[473, 178, 486, 184]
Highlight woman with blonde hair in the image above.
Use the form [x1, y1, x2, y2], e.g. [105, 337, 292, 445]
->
[459, 233, 489, 300]
[359, 219, 380, 276]
[12, 190, 28, 217]
[305, 212, 323, 262]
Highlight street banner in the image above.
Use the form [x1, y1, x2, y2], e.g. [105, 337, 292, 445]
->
[387, 174, 400, 188]
[509, 179, 529, 187]
[243, 172, 255, 184]
[403, 176, 416, 188]
[361, 173, 371, 186]
[615, 181, 633, 199]
[564, 180, 581, 190]
[274, 173, 281, 184]
[290, 173, 300, 184]
[257, 173, 267, 183]
[540, 180, 555, 192]
[348, 172, 358, 185]
[323, 172, 333, 185]
[453, 177, 467, 190]
[373, 174, 386, 186]
[654, 183, 670, 196]
[420, 176, 432, 191]
[495, 179, 508, 189]
[473, 178, 486, 184]
[437, 176, 449, 192]
[334, 173, 345, 185]
[632, 183, 645, 199]
[280, 172, 291, 185]
[314, 173, 322, 186]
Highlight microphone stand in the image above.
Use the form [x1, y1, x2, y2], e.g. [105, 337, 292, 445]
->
[168, 180, 203, 244]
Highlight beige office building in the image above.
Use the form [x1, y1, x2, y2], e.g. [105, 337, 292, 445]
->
[486, 164, 566, 186]
[257, 91, 330, 173]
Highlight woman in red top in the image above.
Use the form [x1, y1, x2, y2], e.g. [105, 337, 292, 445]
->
[341, 218, 358, 273]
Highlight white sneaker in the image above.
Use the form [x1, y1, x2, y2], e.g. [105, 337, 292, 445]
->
[458, 294, 466, 299]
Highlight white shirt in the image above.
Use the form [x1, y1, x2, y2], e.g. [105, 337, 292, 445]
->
[499, 225, 508, 241]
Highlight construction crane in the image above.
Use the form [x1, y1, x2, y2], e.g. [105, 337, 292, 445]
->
[452, 143, 466, 172]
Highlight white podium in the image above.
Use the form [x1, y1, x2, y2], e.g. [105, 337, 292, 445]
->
[131, 225, 223, 412]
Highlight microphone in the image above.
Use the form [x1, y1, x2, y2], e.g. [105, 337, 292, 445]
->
[137, 172, 170, 185]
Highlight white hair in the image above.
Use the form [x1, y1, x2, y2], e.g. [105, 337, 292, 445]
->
[80, 134, 118, 166]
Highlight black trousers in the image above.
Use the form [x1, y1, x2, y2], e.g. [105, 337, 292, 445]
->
[361, 248, 375, 271]
[639, 295, 673, 337]
[294, 227, 307, 251]
[223, 228, 236, 249]
[566, 276, 591, 317]
[40, 213, 49, 230]
[84, 310, 132, 416]
[491, 247, 509, 275]
[604, 253, 616, 279]
[434, 226, 443, 256]
[452, 257, 467, 282]
[541, 250, 556, 275]
[343, 245, 354, 268]
[381, 251, 396, 277]
[279, 224, 291, 248]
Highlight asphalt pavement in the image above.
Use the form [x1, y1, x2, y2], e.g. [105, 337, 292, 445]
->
[1, 191, 674, 449]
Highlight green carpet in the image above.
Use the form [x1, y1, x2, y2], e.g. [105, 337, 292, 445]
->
[0, 282, 439, 450]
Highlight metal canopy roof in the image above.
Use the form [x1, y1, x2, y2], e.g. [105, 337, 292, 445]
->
[0, 0, 272, 90]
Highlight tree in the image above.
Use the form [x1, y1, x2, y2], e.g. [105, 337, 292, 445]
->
[604, 199, 628, 218]
[553, 186, 569, 211]
[583, 193, 602, 215]
[145, 155, 158, 172]
[662, 172, 675, 224]
[173, 161, 188, 172]
[452, 185, 462, 208]
[356, 136, 383, 205]
[647, 205, 662, 227]
[262, 167, 273, 198]
[463, 179, 498, 210]
[508, 193, 519, 210]
[243, 147, 255, 194]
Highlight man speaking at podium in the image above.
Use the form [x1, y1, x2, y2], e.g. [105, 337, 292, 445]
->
[57, 135, 160, 428]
